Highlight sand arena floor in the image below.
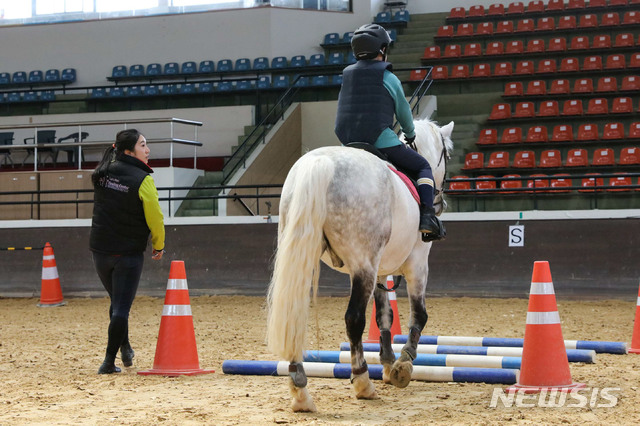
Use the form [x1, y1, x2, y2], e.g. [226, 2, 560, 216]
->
[0, 295, 639, 425]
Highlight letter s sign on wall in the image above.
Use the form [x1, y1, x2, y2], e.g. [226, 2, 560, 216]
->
[509, 225, 524, 247]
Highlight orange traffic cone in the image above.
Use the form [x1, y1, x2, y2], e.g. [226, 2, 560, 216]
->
[138, 261, 214, 376]
[629, 283, 640, 354]
[365, 275, 402, 343]
[506, 261, 585, 394]
[37, 242, 66, 307]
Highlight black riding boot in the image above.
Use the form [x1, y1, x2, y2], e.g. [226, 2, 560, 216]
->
[419, 205, 445, 241]
[120, 341, 135, 367]
[98, 353, 122, 374]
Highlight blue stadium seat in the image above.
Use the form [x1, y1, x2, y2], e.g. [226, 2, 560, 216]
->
[45, 69, 60, 82]
[199, 60, 215, 73]
[61, 68, 76, 83]
[129, 65, 144, 77]
[374, 11, 391, 24]
[181, 61, 197, 74]
[180, 83, 196, 94]
[40, 90, 56, 101]
[273, 75, 289, 88]
[0, 93, 5, 103]
[198, 82, 214, 93]
[216, 81, 234, 91]
[111, 65, 127, 78]
[161, 84, 178, 95]
[146, 63, 161, 76]
[394, 10, 410, 23]
[346, 51, 356, 64]
[253, 57, 269, 70]
[0, 73, 10, 85]
[28, 70, 43, 83]
[12, 71, 27, 84]
[311, 75, 329, 86]
[7, 92, 22, 102]
[290, 55, 307, 68]
[23, 91, 39, 102]
[388, 29, 397, 43]
[217, 59, 233, 72]
[235, 58, 251, 71]
[90, 88, 107, 98]
[271, 56, 288, 69]
[108, 87, 125, 97]
[142, 85, 160, 96]
[342, 31, 354, 44]
[257, 76, 271, 89]
[164, 62, 179, 75]
[323, 32, 340, 45]
[331, 74, 343, 85]
[294, 75, 309, 87]
[328, 52, 344, 65]
[309, 54, 325, 66]
[127, 86, 142, 96]
[236, 80, 254, 91]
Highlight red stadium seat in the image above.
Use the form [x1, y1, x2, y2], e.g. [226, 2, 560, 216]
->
[526, 80, 546, 95]
[587, 98, 608, 114]
[515, 19, 535, 32]
[469, 5, 485, 17]
[494, 62, 513, 76]
[477, 22, 494, 35]
[538, 100, 560, 117]
[488, 3, 505, 16]
[488, 151, 509, 168]
[559, 57, 579, 72]
[596, 76, 617, 93]
[551, 124, 574, 142]
[568, 0, 586, 8]
[548, 37, 567, 52]
[583, 55, 602, 71]
[592, 148, 615, 165]
[514, 60, 534, 75]
[513, 150, 535, 168]
[619, 147, 640, 165]
[611, 97, 633, 113]
[579, 173, 604, 192]
[505, 40, 524, 54]
[573, 78, 593, 93]
[550, 174, 572, 193]
[586, 0, 606, 8]
[592, 35, 611, 49]
[623, 11, 640, 25]
[514, 101, 535, 117]
[601, 12, 620, 27]
[605, 54, 626, 70]
[527, 39, 545, 52]
[472, 63, 491, 78]
[409, 69, 428, 81]
[527, 0, 545, 13]
[603, 122, 625, 140]
[456, 23, 474, 37]
[501, 174, 523, 193]
[507, 2, 526, 14]
[577, 123, 599, 141]
[526, 126, 548, 143]
[476, 175, 497, 191]
[537, 59, 556, 73]
[463, 43, 483, 57]
[614, 33, 634, 47]
[562, 99, 583, 115]
[451, 64, 470, 79]
[566, 148, 589, 167]
[477, 128, 498, 145]
[527, 174, 549, 192]
[578, 13, 598, 28]
[431, 65, 448, 79]
[437, 25, 454, 38]
[448, 176, 471, 193]
[547, 0, 565, 11]
[608, 175, 632, 192]
[449, 7, 466, 19]
[557, 16, 576, 30]
[422, 46, 440, 60]
[504, 82, 524, 96]
[631, 53, 640, 69]
[501, 127, 523, 144]
[610, 0, 629, 5]
[539, 149, 562, 168]
[486, 41, 504, 55]
[496, 20, 514, 33]
[536, 17, 555, 31]
[549, 79, 570, 94]
[443, 44, 462, 58]
[463, 152, 484, 170]
[489, 103, 511, 120]
[569, 36, 589, 50]
[630, 122, 640, 139]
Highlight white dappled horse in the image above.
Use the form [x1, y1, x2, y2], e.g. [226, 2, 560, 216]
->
[267, 118, 454, 412]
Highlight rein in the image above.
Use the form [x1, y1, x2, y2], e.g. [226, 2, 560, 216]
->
[407, 125, 449, 207]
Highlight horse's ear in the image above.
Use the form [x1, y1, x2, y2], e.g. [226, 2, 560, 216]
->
[440, 121, 454, 139]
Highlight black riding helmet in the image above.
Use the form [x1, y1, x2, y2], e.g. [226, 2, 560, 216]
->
[351, 24, 392, 60]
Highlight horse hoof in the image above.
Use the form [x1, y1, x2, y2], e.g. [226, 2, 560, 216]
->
[352, 373, 379, 399]
[382, 364, 393, 384]
[355, 382, 379, 400]
[289, 383, 317, 412]
[389, 361, 413, 388]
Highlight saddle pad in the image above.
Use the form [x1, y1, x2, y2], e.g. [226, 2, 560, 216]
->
[388, 166, 420, 205]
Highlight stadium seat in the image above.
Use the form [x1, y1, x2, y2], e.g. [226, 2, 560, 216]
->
[308, 54, 325, 67]
[559, 57, 579, 72]
[514, 101, 535, 117]
[198, 60, 214, 73]
[567, 0, 586, 8]
[233, 58, 250, 71]
[486, 41, 504, 55]
[443, 44, 462, 58]
[603, 122, 625, 140]
[374, 11, 391, 24]
[527, 174, 549, 192]
[631, 53, 640, 68]
[539, 149, 562, 167]
[40, 90, 56, 101]
[11, 71, 26, 84]
[477, 22, 494, 35]
[527, 39, 545, 53]
[146, 63, 161, 76]
[592, 35, 612, 49]
[293, 76, 309, 87]
[26, 70, 42, 84]
[587, 98, 608, 114]
[161, 84, 178, 95]
[44, 69, 60, 82]
[342, 31, 354, 44]
[322, 32, 340, 45]
[504, 82, 524, 96]
[573, 78, 593, 93]
[551, 124, 574, 142]
[477, 128, 498, 145]
[611, 97, 633, 113]
[332, 75, 343, 86]
[472, 63, 491, 78]
[496, 20, 514, 33]
[272, 75, 289, 89]
[586, 0, 606, 7]
[90, 88, 106, 98]
[112, 65, 127, 78]
[605, 54, 625, 70]
[489, 103, 511, 120]
[393, 10, 410, 23]
[451, 64, 470, 78]
[600, 12, 619, 26]
[515, 19, 535, 32]
[141, 85, 160, 95]
[457, 23, 474, 37]
[608, 175, 633, 192]
[180, 61, 197, 74]
[525, 80, 545, 95]
[6, 92, 21, 102]
[569, 36, 589, 50]
[271, 56, 288, 69]
[431, 65, 448, 79]
[562, 99, 583, 115]
[548, 37, 567, 52]
[577, 123, 599, 141]
[347, 51, 357, 64]
[26, 92, 42, 102]
[463, 152, 484, 169]
[488, 151, 509, 168]
[494, 62, 513, 76]
[514, 60, 534, 75]
[611, 0, 630, 5]
[579, 173, 604, 192]
[538, 100, 559, 117]
[614, 33, 633, 47]
[448, 176, 471, 193]
[179, 83, 196, 94]
[623, 11, 640, 25]
[526, 0, 545, 13]
[630, 122, 640, 139]
[488, 3, 505, 16]
[463, 43, 483, 57]
[437, 25, 454, 38]
[566, 148, 589, 166]
[469, 4, 485, 17]
[501, 127, 523, 144]
[310, 75, 329, 86]
[507, 2, 526, 14]
[619, 147, 640, 165]
[557, 16, 576, 30]
[249, 57, 267, 70]
[409, 69, 428, 81]
[596, 76, 617, 93]
[578, 13, 598, 28]
[526, 125, 548, 142]
[549, 79, 570, 94]
[536, 17, 555, 31]
[126, 85, 141, 96]
[255, 76, 270, 90]
[449, 7, 465, 19]
[61, 68, 76, 83]
[500, 174, 523, 193]
[550, 174, 572, 192]
[537, 59, 556, 74]
[513, 150, 535, 168]
[583, 55, 602, 71]
[423, 46, 440, 59]
[593, 148, 615, 165]
[476, 175, 497, 190]
[290, 55, 307, 68]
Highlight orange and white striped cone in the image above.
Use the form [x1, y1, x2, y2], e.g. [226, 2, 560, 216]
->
[365, 275, 403, 343]
[138, 261, 214, 376]
[37, 242, 66, 307]
[506, 261, 585, 393]
[629, 283, 640, 354]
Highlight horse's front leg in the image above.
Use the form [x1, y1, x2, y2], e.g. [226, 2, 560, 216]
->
[373, 278, 396, 384]
[345, 270, 379, 400]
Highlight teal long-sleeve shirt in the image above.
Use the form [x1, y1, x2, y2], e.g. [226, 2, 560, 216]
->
[373, 69, 415, 149]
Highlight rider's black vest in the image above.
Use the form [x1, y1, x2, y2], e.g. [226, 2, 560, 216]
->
[90, 154, 153, 255]
[335, 60, 396, 145]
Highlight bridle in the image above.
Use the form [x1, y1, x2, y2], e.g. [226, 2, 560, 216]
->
[407, 125, 449, 209]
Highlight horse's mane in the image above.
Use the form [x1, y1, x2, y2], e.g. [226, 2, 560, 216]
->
[408, 119, 454, 166]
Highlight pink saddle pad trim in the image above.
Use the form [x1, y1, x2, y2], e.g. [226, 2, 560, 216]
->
[388, 166, 420, 205]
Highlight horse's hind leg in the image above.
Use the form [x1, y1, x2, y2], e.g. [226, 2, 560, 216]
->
[373, 278, 396, 383]
[288, 362, 316, 412]
[345, 270, 379, 400]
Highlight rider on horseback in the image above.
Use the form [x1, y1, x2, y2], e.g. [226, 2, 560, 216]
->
[335, 24, 445, 241]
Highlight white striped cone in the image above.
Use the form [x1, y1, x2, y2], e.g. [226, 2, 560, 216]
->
[365, 275, 402, 343]
[629, 283, 640, 354]
[37, 242, 66, 307]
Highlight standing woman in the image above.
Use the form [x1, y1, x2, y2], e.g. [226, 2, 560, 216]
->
[90, 129, 165, 374]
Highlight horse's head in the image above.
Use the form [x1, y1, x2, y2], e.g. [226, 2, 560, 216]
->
[402, 119, 454, 216]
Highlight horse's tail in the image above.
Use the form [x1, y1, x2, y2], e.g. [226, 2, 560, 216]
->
[267, 153, 335, 362]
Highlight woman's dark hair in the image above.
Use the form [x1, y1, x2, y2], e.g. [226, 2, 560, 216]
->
[92, 129, 142, 186]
